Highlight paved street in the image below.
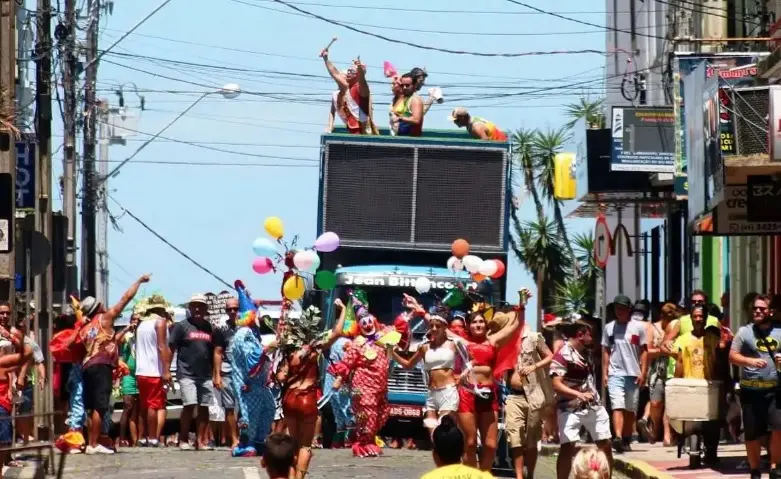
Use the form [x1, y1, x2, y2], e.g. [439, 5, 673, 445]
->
[5, 447, 583, 479]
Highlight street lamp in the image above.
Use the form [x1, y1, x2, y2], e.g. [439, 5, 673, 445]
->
[101, 83, 242, 182]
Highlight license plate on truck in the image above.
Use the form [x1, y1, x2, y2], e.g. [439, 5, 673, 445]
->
[389, 405, 423, 418]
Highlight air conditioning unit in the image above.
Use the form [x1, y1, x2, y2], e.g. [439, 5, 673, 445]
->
[728, 86, 769, 156]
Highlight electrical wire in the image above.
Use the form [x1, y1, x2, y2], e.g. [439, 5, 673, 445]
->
[261, 0, 613, 57]
[504, 0, 665, 40]
[108, 195, 233, 289]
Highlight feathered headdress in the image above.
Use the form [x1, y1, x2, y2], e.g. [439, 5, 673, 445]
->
[234, 280, 258, 328]
[470, 301, 495, 322]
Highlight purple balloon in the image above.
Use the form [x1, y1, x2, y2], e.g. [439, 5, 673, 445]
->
[314, 231, 340, 252]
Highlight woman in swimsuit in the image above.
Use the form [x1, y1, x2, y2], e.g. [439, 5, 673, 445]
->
[392, 311, 459, 437]
[276, 298, 346, 479]
[451, 304, 522, 470]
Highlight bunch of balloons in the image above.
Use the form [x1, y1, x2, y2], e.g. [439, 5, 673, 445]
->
[448, 238, 506, 282]
[250, 216, 343, 301]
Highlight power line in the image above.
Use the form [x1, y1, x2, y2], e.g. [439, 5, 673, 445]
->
[230, 0, 657, 36]
[108, 195, 233, 289]
[103, 159, 317, 168]
[261, 0, 613, 57]
[504, 0, 665, 40]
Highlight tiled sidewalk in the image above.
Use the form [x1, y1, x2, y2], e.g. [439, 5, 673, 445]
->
[542, 442, 754, 479]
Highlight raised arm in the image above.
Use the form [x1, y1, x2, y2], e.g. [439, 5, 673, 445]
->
[320, 50, 348, 90]
[355, 60, 370, 98]
[323, 298, 347, 349]
[392, 345, 426, 369]
[104, 274, 151, 322]
[488, 309, 522, 347]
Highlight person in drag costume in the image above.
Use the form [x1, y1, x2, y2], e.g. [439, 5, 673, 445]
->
[228, 280, 279, 457]
[275, 296, 346, 479]
[326, 289, 412, 458]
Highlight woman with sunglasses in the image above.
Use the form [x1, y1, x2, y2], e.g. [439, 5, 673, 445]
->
[447, 295, 528, 470]
[391, 309, 459, 437]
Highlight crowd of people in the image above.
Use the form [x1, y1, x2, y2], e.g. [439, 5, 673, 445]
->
[321, 46, 507, 141]
[4, 273, 781, 479]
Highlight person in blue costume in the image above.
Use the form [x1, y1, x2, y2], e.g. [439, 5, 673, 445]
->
[229, 280, 278, 457]
[324, 335, 354, 448]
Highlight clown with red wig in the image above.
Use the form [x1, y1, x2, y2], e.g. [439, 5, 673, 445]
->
[326, 289, 415, 458]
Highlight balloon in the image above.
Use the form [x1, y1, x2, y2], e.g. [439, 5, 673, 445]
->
[472, 273, 487, 282]
[447, 256, 464, 272]
[414, 277, 432, 294]
[252, 237, 277, 257]
[251, 257, 274, 275]
[490, 259, 506, 279]
[264, 216, 285, 240]
[314, 232, 340, 252]
[462, 255, 483, 274]
[451, 239, 470, 259]
[443, 288, 465, 308]
[315, 270, 337, 290]
[282, 275, 306, 301]
[478, 259, 498, 277]
[293, 250, 314, 271]
[308, 252, 321, 272]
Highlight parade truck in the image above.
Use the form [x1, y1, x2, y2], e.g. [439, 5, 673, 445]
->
[314, 127, 512, 445]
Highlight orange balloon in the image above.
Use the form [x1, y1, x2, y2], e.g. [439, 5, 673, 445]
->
[472, 273, 487, 282]
[452, 239, 470, 259]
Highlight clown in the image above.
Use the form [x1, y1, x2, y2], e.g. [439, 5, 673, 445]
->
[326, 291, 410, 458]
[228, 280, 278, 457]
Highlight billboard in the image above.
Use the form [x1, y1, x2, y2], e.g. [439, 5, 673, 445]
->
[673, 52, 769, 198]
[15, 140, 36, 210]
[704, 78, 724, 210]
[610, 106, 675, 173]
[715, 185, 781, 235]
[684, 62, 705, 223]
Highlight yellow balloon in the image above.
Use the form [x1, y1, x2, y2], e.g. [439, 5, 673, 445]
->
[283, 275, 306, 301]
[264, 216, 285, 240]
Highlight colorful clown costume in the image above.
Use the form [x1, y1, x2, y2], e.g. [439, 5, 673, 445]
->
[229, 325, 276, 457]
[327, 326, 402, 457]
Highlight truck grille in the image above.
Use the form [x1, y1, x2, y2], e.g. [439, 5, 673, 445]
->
[387, 365, 428, 395]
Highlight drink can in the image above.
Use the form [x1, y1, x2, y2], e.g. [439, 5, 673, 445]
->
[519, 289, 529, 305]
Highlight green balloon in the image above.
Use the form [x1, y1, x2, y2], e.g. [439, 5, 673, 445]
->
[315, 270, 337, 290]
[443, 288, 465, 308]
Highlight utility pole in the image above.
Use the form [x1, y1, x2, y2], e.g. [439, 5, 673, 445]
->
[0, 0, 16, 303]
[96, 101, 109, 307]
[80, 0, 99, 299]
[34, 0, 54, 440]
[59, 0, 78, 302]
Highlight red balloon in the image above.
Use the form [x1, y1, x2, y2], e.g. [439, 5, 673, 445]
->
[451, 239, 470, 259]
[490, 259, 505, 279]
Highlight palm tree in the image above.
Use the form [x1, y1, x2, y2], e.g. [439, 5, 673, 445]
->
[564, 96, 606, 130]
[532, 127, 576, 261]
[511, 128, 544, 221]
[510, 217, 571, 328]
[551, 278, 591, 318]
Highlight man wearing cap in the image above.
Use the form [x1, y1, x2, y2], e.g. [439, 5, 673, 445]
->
[448, 108, 508, 141]
[169, 294, 215, 450]
[77, 274, 151, 455]
[134, 294, 172, 448]
[601, 294, 648, 454]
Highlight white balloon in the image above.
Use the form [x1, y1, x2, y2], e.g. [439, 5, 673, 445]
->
[462, 255, 483, 274]
[479, 260, 498, 277]
[447, 256, 464, 272]
[415, 277, 432, 294]
[293, 250, 314, 271]
[308, 251, 321, 272]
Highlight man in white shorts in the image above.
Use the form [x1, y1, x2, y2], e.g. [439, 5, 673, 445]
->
[550, 319, 613, 479]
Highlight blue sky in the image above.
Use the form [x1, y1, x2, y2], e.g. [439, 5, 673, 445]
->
[50, 0, 607, 315]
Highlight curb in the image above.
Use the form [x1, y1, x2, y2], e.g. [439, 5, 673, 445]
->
[540, 444, 675, 479]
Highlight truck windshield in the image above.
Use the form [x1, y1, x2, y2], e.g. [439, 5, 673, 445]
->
[335, 286, 438, 338]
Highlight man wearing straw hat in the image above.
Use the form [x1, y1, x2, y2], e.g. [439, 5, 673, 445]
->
[134, 294, 172, 448]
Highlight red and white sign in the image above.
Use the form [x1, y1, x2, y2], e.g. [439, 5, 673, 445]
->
[594, 215, 611, 269]
[388, 405, 424, 418]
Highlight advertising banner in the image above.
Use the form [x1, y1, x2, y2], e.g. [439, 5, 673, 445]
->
[673, 52, 768, 198]
[703, 76, 724, 211]
[684, 63, 705, 223]
[716, 185, 781, 235]
[611, 106, 675, 172]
